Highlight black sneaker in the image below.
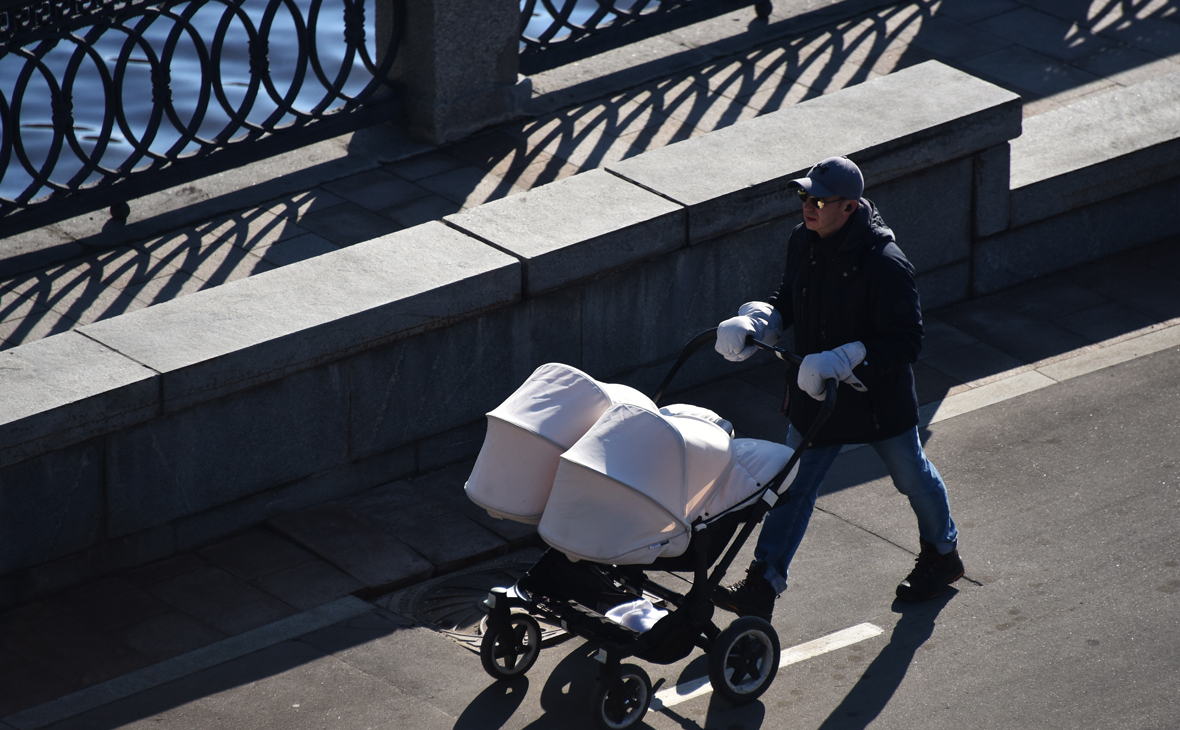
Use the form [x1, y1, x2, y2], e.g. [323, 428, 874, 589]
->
[713, 563, 777, 621]
[896, 541, 965, 602]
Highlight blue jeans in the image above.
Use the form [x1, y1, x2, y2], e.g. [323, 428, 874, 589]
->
[754, 424, 958, 594]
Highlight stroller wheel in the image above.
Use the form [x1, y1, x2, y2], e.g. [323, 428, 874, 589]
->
[480, 613, 541, 680]
[708, 616, 780, 704]
[591, 664, 651, 729]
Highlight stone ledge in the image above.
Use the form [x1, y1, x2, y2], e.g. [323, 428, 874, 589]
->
[1011, 69, 1180, 228]
[0, 333, 159, 469]
[445, 168, 686, 296]
[77, 222, 521, 413]
[607, 61, 1021, 245]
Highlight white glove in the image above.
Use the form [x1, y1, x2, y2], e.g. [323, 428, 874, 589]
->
[715, 302, 782, 362]
[798, 342, 868, 400]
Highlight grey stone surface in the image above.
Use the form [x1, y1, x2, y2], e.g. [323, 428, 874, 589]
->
[79, 222, 520, 412]
[916, 261, 971, 312]
[1010, 70, 1180, 227]
[870, 158, 973, 273]
[104, 364, 350, 538]
[445, 168, 685, 295]
[974, 143, 1011, 238]
[146, 565, 297, 636]
[389, 0, 522, 143]
[580, 217, 792, 389]
[975, 176, 1180, 293]
[0, 440, 104, 576]
[0, 332, 158, 469]
[268, 503, 433, 590]
[608, 61, 1020, 245]
[348, 287, 581, 459]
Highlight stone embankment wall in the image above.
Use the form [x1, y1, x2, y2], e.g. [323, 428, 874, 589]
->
[3, 60, 1179, 608]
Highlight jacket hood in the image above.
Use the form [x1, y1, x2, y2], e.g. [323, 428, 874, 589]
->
[835, 198, 895, 255]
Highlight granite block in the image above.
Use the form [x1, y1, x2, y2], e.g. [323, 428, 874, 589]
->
[0, 332, 159, 468]
[79, 221, 520, 412]
[1010, 70, 1180, 227]
[0, 439, 104, 576]
[869, 158, 973, 273]
[394, 512, 507, 574]
[445, 168, 685, 296]
[916, 261, 971, 311]
[115, 610, 228, 663]
[975, 7, 1114, 61]
[104, 364, 350, 537]
[46, 576, 171, 632]
[608, 61, 1021, 245]
[348, 287, 581, 459]
[416, 419, 488, 474]
[580, 217, 793, 385]
[196, 529, 317, 582]
[936, 294, 1090, 364]
[251, 559, 365, 612]
[974, 143, 1011, 238]
[146, 564, 298, 636]
[268, 502, 433, 590]
[975, 177, 1180, 294]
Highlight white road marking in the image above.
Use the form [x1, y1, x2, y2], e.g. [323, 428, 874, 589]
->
[649, 622, 884, 712]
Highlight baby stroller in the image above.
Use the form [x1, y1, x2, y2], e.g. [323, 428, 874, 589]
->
[465, 330, 837, 729]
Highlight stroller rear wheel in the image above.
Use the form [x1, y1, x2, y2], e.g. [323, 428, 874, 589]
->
[480, 613, 541, 680]
[708, 616, 780, 704]
[591, 664, 652, 729]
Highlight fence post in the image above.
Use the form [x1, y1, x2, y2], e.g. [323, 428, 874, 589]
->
[377, 0, 527, 144]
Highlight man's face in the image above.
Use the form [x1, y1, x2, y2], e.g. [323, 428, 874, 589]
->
[801, 193, 852, 239]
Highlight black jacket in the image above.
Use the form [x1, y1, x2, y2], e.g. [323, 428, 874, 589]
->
[768, 199, 922, 446]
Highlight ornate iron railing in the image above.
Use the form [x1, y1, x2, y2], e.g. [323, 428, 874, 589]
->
[0, 0, 402, 236]
[520, 0, 771, 75]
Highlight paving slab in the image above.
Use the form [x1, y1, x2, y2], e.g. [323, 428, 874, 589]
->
[194, 529, 318, 583]
[935, 295, 1093, 363]
[268, 503, 433, 591]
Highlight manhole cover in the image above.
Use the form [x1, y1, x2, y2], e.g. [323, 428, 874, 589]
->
[374, 548, 567, 653]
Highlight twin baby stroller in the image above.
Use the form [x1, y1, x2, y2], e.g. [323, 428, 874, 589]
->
[464, 330, 836, 729]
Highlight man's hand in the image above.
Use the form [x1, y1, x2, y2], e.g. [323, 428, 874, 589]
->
[715, 302, 781, 362]
[798, 342, 868, 400]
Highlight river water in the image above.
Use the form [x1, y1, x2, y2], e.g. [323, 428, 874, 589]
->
[0, 0, 639, 202]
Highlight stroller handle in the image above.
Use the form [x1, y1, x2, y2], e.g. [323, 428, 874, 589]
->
[651, 329, 838, 414]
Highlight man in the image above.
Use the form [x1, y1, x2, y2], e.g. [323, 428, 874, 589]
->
[712, 156, 963, 621]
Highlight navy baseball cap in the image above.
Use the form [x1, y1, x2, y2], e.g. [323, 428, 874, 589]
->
[788, 156, 864, 200]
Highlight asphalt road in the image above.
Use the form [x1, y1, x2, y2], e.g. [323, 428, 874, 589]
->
[29, 345, 1179, 730]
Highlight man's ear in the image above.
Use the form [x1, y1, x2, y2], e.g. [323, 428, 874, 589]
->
[844, 202, 855, 213]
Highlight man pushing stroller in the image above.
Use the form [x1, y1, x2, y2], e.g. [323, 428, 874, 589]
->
[712, 156, 965, 621]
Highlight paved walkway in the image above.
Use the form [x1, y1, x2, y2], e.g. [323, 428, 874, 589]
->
[2, 0, 1180, 725]
[3, 0, 1179, 347]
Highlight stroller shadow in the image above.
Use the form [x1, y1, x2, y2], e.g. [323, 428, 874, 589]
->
[456, 642, 606, 730]
[815, 588, 957, 730]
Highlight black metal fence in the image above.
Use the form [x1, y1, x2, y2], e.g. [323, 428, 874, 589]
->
[0, 0, 403, 236]
[1, 0, 774, 238]
[520, 0, 771, 75]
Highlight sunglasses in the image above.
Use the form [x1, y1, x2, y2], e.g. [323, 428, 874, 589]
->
[794, 188, 842, 208]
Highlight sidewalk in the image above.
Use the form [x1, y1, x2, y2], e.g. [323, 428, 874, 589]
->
[3, 0, 1179, 346]
[3, 0, 1180, 725]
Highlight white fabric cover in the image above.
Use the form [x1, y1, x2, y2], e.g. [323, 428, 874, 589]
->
[538, 404, 799, 565]
[465, 363, 655, 524]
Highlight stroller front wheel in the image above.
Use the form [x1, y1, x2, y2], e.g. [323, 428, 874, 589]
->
[591, 664, 652, 730]
[480, 613, 542, 680]
[708, 616, 780, 704]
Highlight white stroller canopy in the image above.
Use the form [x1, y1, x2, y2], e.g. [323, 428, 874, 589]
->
[538, 404, 798, 565]
[465, 363, 655, 524]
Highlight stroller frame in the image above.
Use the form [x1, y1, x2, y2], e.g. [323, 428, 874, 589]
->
[478, 330, 837, 729]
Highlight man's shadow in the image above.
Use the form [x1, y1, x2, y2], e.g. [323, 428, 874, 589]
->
[815, 588, 958, 730]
